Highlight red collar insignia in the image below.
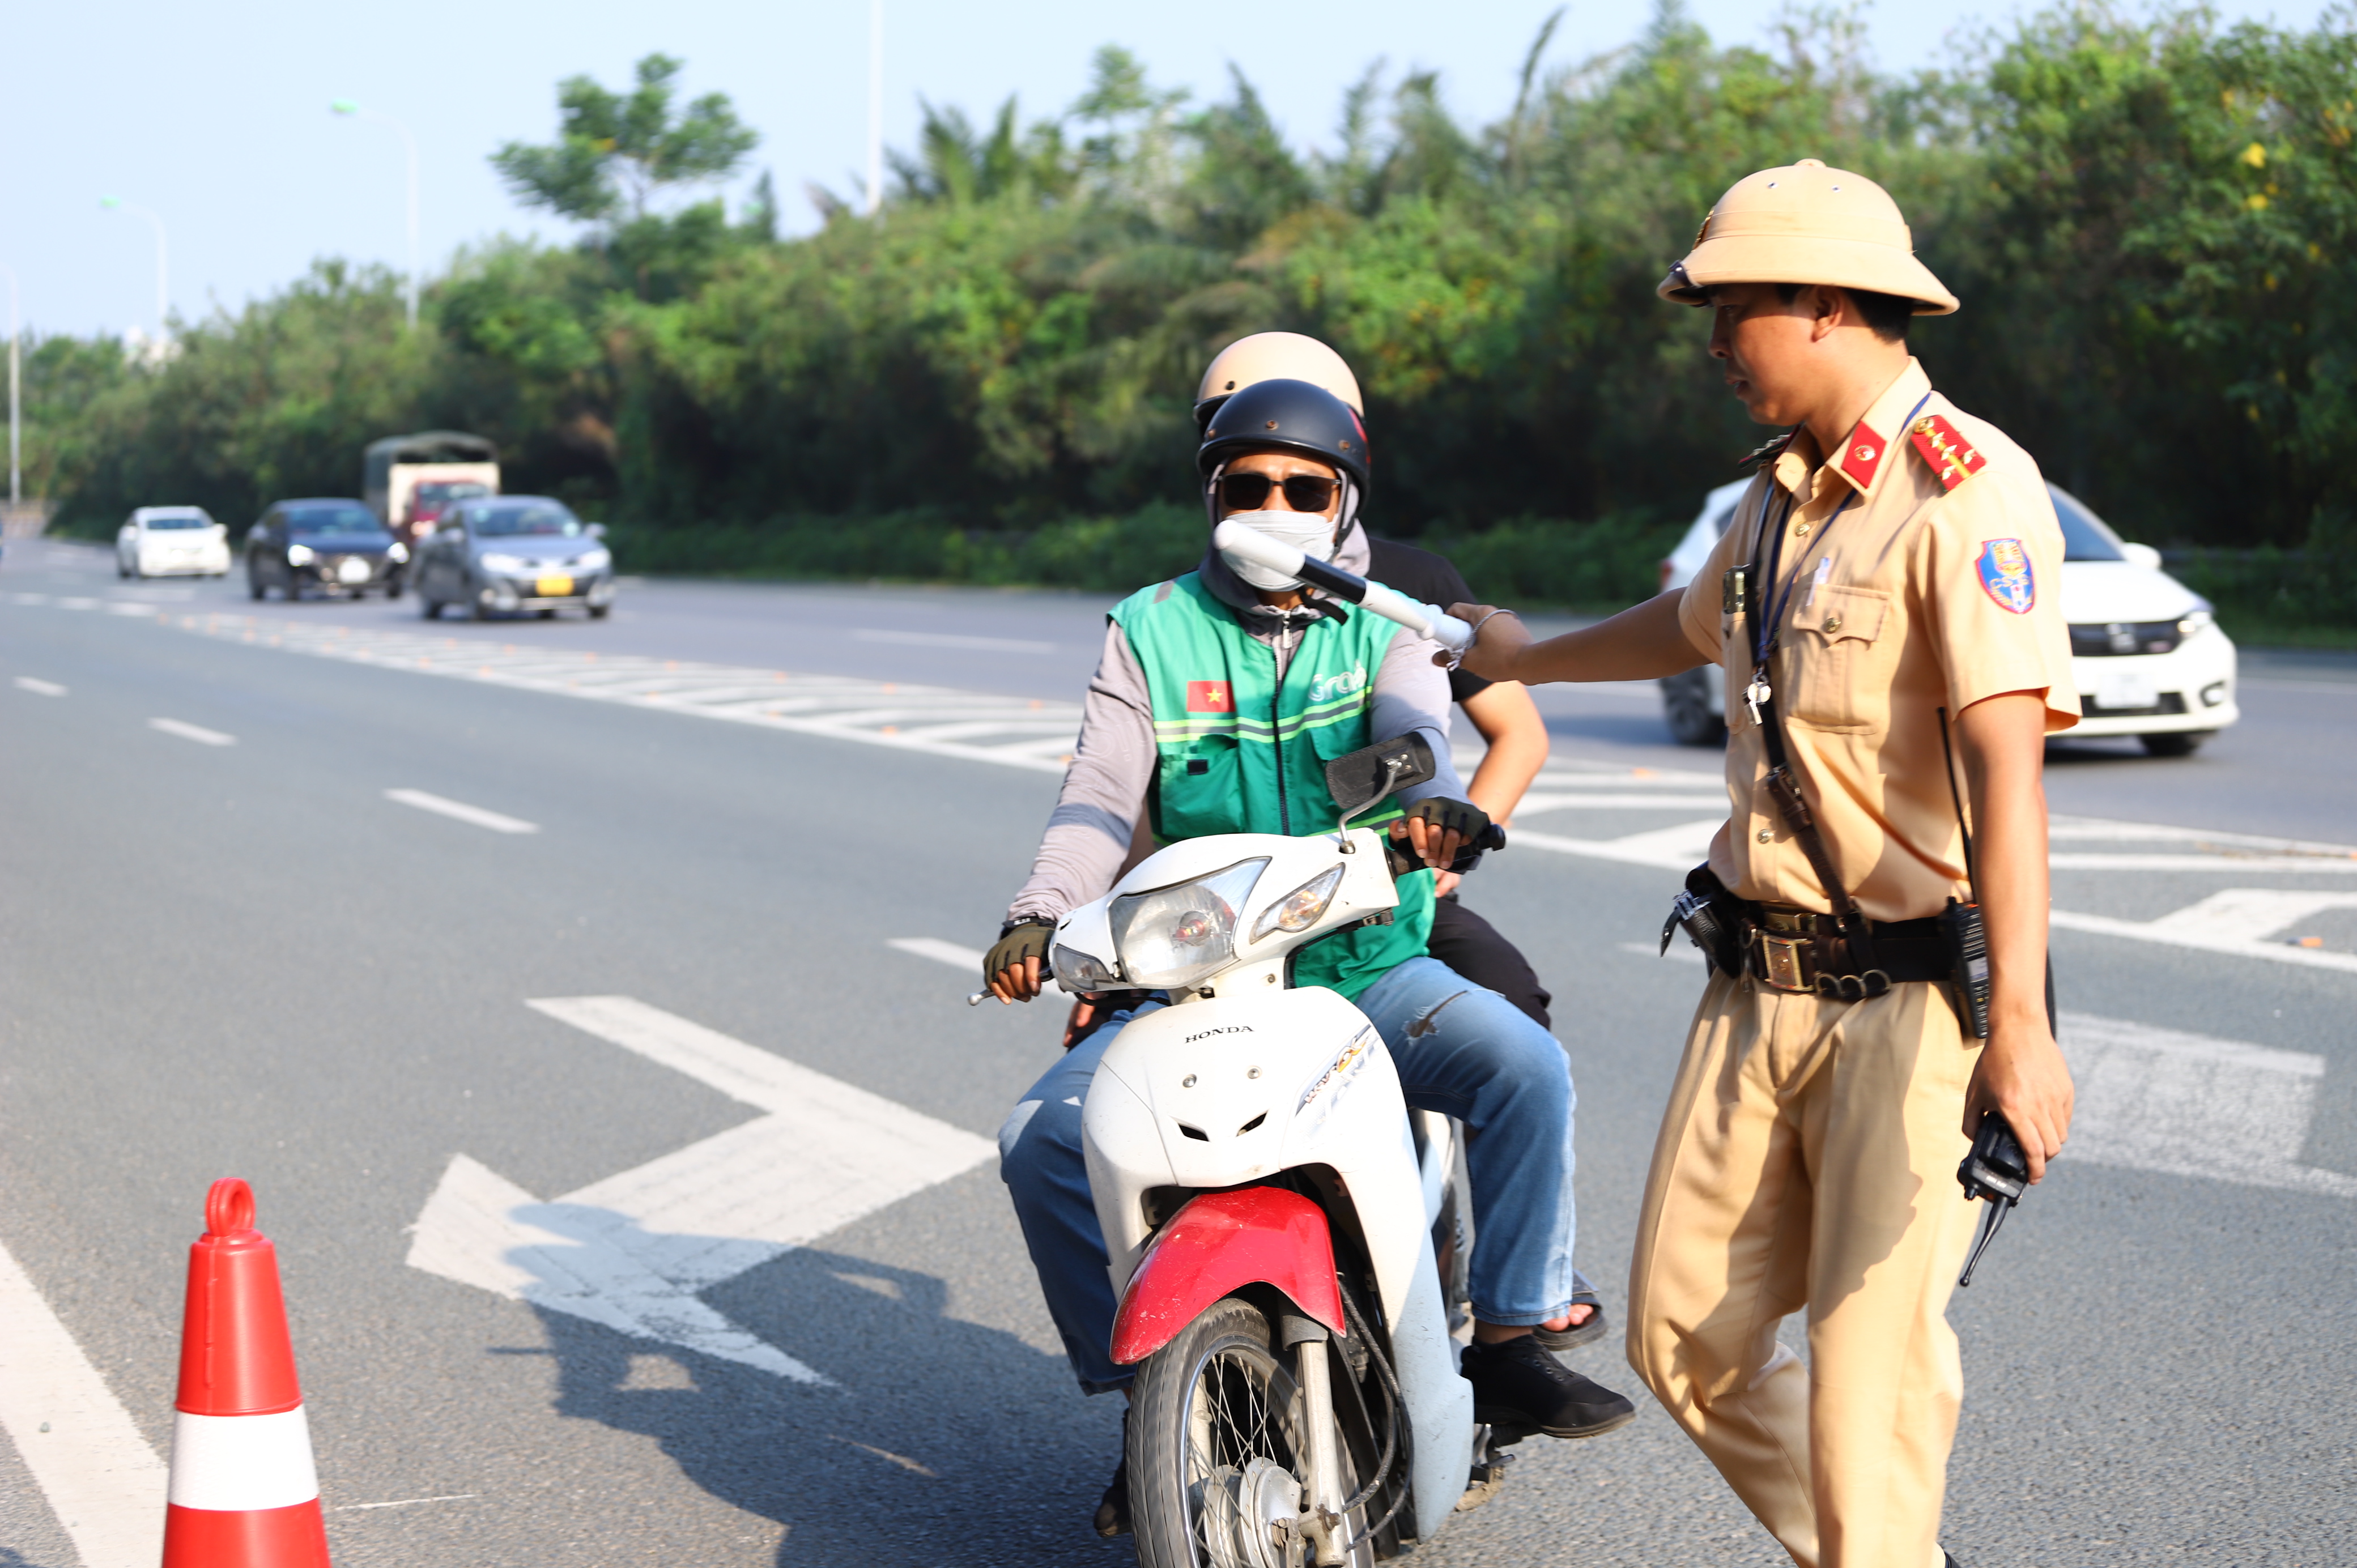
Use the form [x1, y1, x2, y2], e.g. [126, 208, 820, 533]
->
[1908, 413, 1988, 491]
[1837, 420, 1886, 491]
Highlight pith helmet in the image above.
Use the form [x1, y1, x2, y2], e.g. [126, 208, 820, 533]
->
[1659, 159, 1958, 316]
[1194, 333, 1364, 431]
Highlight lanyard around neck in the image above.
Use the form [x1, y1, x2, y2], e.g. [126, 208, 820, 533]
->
[1750, 392, 1932, 668]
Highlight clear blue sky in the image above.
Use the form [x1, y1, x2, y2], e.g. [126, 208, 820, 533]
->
[1, 0, 2333, 339]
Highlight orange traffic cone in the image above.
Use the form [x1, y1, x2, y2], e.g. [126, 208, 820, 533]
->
[161, 1179, 331, 1566]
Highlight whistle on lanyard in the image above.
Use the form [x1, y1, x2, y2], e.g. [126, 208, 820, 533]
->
[1956, 1111, 2031, 1286]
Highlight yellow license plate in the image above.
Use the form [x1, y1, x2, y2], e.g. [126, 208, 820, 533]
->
[534, 574, 575, 597]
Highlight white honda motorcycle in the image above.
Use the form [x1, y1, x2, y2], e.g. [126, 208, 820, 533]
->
[1045, 530, 1529, 1566]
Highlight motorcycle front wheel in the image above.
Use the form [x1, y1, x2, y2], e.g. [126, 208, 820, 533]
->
[1130, 1296, 1376, 1568]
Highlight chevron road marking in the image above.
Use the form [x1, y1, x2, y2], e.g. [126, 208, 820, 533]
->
[405, 997, 996, 1380]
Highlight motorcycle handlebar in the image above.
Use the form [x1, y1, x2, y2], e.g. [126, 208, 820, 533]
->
[1212, 521, 1473, 654]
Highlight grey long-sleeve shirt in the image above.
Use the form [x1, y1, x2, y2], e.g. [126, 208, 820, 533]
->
[1006, 522, 1464, 926]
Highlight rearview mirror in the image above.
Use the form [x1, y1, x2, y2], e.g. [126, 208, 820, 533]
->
[1325, 733, 1437, 825]
[585, 522, 607, 539]
[2121, 542, 2162, 571]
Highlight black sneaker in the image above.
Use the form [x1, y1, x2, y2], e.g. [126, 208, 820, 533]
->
[1461, 1335, 1637, 1439]
[1093, 1421, 1131, 1539]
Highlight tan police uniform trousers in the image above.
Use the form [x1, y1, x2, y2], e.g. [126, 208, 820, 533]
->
[1627, 970, 1981, 1568]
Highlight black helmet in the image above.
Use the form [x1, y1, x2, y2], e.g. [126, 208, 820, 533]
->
[1196, 378, 1372, 498]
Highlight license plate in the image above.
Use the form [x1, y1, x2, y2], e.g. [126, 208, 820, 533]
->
[2096, 671, 2158, 710]
[535, 574, 574, 598]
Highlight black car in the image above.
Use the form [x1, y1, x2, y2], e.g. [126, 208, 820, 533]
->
[245, 498, 407, 602]
[413, 496, 615, 621]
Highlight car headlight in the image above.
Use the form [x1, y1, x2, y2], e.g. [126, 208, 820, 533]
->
[387, 541, 410, 564]
[2177, 608, 2213, 638]
[1111, 858, 1267, 990]
[479, 552, 530, 573]
[1252, 864, 1346, 942]
[573, 547, 611, 572]
[286, 544, 314, 565]
[1052, 943, 1125, 992]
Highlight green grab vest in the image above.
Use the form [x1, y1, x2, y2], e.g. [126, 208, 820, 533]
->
[1109, 572, 1434, 1001]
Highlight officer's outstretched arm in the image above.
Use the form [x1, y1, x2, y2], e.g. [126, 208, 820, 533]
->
[1955, 690, 2075, 1182]
[1449, 589, 1708, 687]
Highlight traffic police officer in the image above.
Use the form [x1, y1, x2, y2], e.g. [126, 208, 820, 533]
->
[1452, 159, 2079, 1567]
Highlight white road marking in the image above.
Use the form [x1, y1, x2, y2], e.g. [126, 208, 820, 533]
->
[1618, 940, 1705, 964]
[384, 789, 540, 834]
[335, 1493, 482, 1511]
[853, 628, 1057, 654]
[1513, 819, 1722, 870]
[13, 676, 65, 696]
[406, 996, 996, 1381]
[0, 1237, 169, 1568]
[2061, 1011, 2357, 1198]
[1511, 792, 1731, 814]
[888, 936, 989, 970]
[148, 717, 236, 746]
[2053, 890, 2357, 974]
[165, 614, 1083, 774]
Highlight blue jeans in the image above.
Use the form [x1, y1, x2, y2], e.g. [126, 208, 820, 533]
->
[997, 956, 1580, 1394]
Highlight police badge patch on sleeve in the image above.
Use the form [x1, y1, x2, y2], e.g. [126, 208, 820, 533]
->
[1976, 539, 2036, 613]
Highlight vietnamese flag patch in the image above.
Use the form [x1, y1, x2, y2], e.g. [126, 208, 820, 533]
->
[1186, 681, 1234, 713]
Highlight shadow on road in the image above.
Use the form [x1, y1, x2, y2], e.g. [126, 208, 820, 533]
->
[531, 1245, 1130, 1566]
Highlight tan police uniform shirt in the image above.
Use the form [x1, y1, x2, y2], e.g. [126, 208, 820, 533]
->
[1677, 357, 2080, 923]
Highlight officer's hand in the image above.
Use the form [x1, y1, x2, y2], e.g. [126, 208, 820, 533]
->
[984, 918, 1056, 1004]
[1440, 603, 1528, 681]
[1391, 797, 1491, 872]
[1964, 1009, 2075, 1183]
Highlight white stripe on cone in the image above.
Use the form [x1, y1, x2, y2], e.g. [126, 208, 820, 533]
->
[165, 1406, 320, 1511]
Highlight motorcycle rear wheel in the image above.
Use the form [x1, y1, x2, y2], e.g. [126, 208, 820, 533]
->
[1129, 1296, 1376, 1568]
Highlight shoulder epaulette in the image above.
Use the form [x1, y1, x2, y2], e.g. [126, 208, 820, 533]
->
[1737, 429, 1797, 468]
[1907, 413, 1988, 491]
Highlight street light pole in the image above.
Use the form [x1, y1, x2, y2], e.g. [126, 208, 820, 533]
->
[866, 0, 883, 216]
[99, 198, 169, 343]
[3, 265, 19, 505]
[332, 101, 422, 330]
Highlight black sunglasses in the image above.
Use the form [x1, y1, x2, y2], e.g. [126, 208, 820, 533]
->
[1218, 472, 1338, 513]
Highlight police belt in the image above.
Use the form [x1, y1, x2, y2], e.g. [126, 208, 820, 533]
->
[1745, 905, 1951, 999]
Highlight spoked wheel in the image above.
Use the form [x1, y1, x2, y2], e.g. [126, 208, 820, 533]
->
[1130, 1297, 1375, 1568]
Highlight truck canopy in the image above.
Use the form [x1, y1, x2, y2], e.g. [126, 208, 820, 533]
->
[364, 431, 498, 492]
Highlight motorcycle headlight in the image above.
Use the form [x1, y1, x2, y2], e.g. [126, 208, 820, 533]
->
[479, 552, 530, 573]
[387, 541, 410, 564]
[1052, 944, 1124, 993]
[1252, 864, 1346, 942]
[286, 544, 315, 565]
[1111, 858, 1267, 991]
[573, 547, 611, 572]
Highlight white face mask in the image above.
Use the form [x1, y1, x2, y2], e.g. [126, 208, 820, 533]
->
[1221, 509, 1339, 591]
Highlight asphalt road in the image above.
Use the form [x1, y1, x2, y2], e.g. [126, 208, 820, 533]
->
[4, 540, 2353, 1567]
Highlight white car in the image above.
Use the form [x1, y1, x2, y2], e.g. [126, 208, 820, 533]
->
[117, 506, 231, 580]
[1656, 479, 2237, 756]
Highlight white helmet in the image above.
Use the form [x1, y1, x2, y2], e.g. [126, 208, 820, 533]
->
[1193, 333, 1364, 431]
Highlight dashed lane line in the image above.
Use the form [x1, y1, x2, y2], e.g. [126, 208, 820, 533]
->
[2052, 892, 2357, 974]
[13, 676, 65, 696]
[0, 1237, 168, 1568]
[888, 937, 989, 972]
[148, 717, 236, 747]
[384, 789, 541, 835]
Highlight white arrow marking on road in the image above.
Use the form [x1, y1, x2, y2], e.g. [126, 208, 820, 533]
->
[13, 676, 66, 696]
[405, 996, 996, 1382]
[2061, 1011, 2357, 1199]
[2052, 890, 2357, 974]
[384, 788, 539, 834]
[149, 717, 236, 746]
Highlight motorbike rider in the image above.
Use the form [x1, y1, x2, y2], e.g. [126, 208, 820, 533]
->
[1192, 332, 1559, 1031]
[984, 374, 1635, 1538]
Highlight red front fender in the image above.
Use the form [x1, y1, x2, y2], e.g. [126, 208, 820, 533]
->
[1108, 1187, 1346, 1366]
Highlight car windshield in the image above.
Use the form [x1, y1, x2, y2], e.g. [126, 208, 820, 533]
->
[416, 482, 492, 505]
[2047, 487, 2125, 563]
[146, 514, 210, 531]
[285, 504, 381, 535]
[470, 504, 580, 538]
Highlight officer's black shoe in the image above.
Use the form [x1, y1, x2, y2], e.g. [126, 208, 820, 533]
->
[1943, 1554, 1964, 1568]
[1093, 1425, 1131, 1538]
[1461, 1335, 1637, 1439]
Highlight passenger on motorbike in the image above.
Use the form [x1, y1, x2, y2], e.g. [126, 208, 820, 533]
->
[982, 376, 1635, 1537]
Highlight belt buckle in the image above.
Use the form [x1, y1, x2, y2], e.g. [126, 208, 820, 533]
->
[1759, 933, 1810, 992]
